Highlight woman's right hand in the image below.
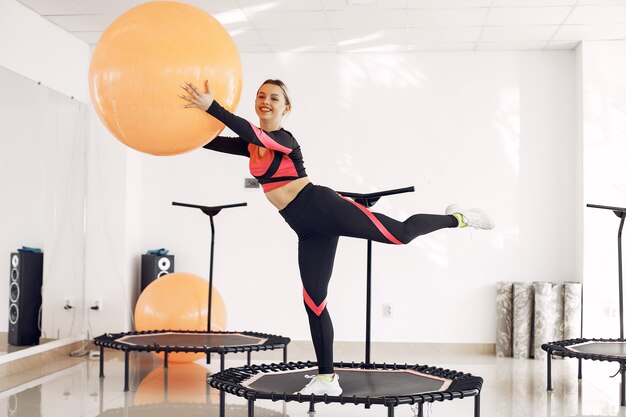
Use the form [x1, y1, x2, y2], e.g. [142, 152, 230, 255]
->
[179, 80, 214, 111]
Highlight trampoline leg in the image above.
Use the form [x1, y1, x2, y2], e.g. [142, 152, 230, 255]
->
[308, 401, 315, 415]
[220, 353, 226, 417]
[164, 367, 169, 402]
[247, 351, 251, 366]
[248, 398, 254, 417]
[474, 393, 481, 417]
[164, 351, 169, 369]
[619, 370, 626, 407]
[578, 358, 582, 380]
[283, 345, 288, 363]
[123, 351, 130, 392]
[547, 352, 553, 391]
[99, 346, 104, 378]
[387, 405, 394, 417]
[417, 403, 423, 417]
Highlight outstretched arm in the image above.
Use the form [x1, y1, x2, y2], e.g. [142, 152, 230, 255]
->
[180, 81, 296, 154]
[203, 135, 249, 156]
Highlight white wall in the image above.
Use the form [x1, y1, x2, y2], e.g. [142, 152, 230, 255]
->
[130, 51, 578, 344]
[0, 0, 90, 103]
[0, 0, 91, 339]
[580, 41, 626, 338]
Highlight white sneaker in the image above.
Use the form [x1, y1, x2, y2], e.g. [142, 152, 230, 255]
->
[446, 204, 494, 230]
[296, 374, 343, 396]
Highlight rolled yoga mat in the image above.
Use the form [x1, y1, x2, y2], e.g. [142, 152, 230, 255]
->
[553, 283, 565, 342]
[513, 282, 533, 359]
[496, 281, 514, 357]
[533, 282, 556, 360]
[563, 282, 583, 340]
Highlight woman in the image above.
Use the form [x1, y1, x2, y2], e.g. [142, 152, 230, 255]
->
[180, 79, 493, 396]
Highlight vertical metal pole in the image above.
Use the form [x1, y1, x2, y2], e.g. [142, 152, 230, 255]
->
[99, 346, 104, 378]
[365, 239, 372, 365]
[247, 351, 251, 366]
[387, 405, 394, 417]
[207, 215, 216, 366]
[622, 366, 626, 407]
[618, 214, 625, 338]
[124, 351, 130, 392]
[209, 215, 216, 333]
[283, 345, 288, 363]
[547, 352, 553, 391]
[164, 351, 169, 369]
[578, 358, 582, 380]
[418, 403, 423, 417]
[618, 214, 626, 339]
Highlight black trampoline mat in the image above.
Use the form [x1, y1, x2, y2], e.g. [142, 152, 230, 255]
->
[242, 367, 452, 397]
[567, 341, 626, 356]
[117, 332, 267, 348]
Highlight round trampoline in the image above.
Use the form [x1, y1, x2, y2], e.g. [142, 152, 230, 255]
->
[542, 337, 626, 396]
[94, 330, 290, 391]
[208, 361, 483, 417]
[543, 338, 626, 360]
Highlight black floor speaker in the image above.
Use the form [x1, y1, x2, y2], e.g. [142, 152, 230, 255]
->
[9, 252, 43, 346]
[140, 254, 174, 292]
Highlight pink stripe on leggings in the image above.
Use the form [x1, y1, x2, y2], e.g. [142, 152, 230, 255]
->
[337, 194, 404, 245]
[303, 288, 327, 317]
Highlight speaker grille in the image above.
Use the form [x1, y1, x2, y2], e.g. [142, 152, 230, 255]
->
[9, 304, 18, 325]
[9, 282, 19, 302]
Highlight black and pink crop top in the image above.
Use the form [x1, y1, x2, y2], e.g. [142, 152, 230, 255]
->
[203, 101, 307, 192]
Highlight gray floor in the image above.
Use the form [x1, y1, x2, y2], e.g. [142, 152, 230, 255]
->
[1, 345, 625, 417]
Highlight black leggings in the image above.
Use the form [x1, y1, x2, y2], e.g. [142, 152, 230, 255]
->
[279, 183, 457, 374]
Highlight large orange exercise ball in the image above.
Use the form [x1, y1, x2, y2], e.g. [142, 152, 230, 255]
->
[135, 272, 227, 362]
[89, 1, 241, 156]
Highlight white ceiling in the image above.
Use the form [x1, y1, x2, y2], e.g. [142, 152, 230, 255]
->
[18, 0, 626, 52]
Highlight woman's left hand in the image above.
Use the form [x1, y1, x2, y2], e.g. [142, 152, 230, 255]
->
[179, 80, 214, 111]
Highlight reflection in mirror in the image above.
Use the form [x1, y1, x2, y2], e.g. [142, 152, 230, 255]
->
[0, 65, 88, 356]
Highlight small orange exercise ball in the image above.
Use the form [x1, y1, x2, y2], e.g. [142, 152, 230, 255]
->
[135, 272, 227, 362]
[89, 1, 241, 155]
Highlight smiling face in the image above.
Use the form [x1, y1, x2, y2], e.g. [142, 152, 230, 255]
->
[255, 83, 291, 127]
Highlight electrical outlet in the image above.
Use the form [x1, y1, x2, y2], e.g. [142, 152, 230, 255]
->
[382, 303, 393, 318]
[244, 178, 260, 188]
